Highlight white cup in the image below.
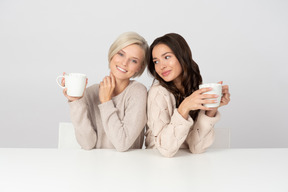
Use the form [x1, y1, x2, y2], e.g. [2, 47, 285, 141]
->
[199, 83, 222, 108]
[56, 73, 87, 97]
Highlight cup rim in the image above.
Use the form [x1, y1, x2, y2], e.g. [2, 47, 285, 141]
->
[66, 73, 86, 77]
[199, 83, 221, 87]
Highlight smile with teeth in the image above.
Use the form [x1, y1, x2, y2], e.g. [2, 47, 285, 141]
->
[116, 66, 128, 73]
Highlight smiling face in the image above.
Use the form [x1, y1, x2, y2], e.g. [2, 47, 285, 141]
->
[152, 43, 183, 85]
[110, 44, 144, 81]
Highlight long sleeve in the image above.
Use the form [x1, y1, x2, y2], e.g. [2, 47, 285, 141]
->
[98, 83, 147, 152]
[186, 110, 220, 154]
[145, 86, 193, 157]
[69, 92, 97, 150]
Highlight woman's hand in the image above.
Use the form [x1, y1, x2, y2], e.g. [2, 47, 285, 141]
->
[99, 73, 116, 103]
[62, 72, 88, 102]
[219, 82, 230, 107]
[178, 87, 219, 119]
[205, 81, 231, 117]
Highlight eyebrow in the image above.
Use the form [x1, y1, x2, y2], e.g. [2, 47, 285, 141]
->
[119, 49, 140, 60]
[153, 52, 173, 60]
[132, 57, 139, 60]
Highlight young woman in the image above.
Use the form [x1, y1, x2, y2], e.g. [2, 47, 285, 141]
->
[145, 33, 230, 157]
[62, 32, 149, 151]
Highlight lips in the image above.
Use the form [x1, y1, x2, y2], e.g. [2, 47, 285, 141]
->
[162, 70, 171, 77]
[116, 66, 128, 73]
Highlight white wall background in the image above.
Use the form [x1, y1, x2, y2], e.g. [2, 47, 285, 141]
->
[0, 0, 287, 148]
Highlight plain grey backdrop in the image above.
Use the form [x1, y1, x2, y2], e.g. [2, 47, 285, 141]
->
[0, 0, 287, 148]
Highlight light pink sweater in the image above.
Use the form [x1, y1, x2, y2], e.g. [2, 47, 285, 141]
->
[69, 80, 147, 151]
[145, 82, 220, 157]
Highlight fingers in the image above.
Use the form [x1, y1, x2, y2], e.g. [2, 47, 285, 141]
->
[198, 82, 230, 109]
[221, 97, 230, 105]
[201, 93, 219, 99]
[110, 73, 115, 88]
[100, 81, 104, 88]
[99, 75, 115, 103]
[61, 72, 66, 87]
[63, 88, 79, 102]
[221, 85, 230, 100]
[103, 76, 108, 86]
[222, 85, 229, 94]
[219, 84, 231, 107]
[101, 75, 116, 90]
[102, 76, 111, 87]
[199, 105, 216, 111]
[202, 98, 218, 105]
[198, 87, 213, 94]
[63, 88, 68, 97]
[221, 92, 231, 104]
[61, 77, 65, 87]
[217, 81, 223, 85]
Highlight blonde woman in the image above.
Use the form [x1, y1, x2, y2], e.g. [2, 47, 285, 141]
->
[62, 32, 149, 151]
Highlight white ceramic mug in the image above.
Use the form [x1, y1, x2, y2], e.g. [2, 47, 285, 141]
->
[56, 73, 87, 97]
[199, 83, 222, 108]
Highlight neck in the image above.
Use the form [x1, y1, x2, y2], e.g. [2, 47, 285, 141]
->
[113, 78, 130, 96]
[173, 80, 184, 94]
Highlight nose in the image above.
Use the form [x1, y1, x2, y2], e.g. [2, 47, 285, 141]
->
[159, 61, 167, 70]
[122, 58, 129, 66]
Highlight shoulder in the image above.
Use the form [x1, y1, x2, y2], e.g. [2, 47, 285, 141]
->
[128, 80, 147, 92]
[147, 82, 176, 107]
[123, 81, 147, 103]
[148, 81, 172, 99]
[125, 80, 147, 96]
[147, 82, 176, 118]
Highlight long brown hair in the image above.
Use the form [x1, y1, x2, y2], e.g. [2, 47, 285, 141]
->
[148, 33, 202, 120]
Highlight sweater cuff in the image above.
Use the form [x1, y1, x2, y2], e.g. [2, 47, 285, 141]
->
[196, 110, 221, 132]
[198, 110, 221, 123]
[68, 97, 86, 108]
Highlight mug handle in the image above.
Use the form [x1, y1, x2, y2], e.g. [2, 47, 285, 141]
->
[56, 75, 65, 88]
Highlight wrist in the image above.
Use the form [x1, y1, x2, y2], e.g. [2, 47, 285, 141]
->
[205, 108, 218, 117]
[100, 98, 111, 104]
[178, 105, 189, 120]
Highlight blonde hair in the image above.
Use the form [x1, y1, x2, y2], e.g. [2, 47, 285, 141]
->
[108, 32, 149, 78]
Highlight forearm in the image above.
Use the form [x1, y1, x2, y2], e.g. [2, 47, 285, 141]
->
[148, 109, 193, 157]
[99, 100, 146, 152]
[155, 125, 190, 157]
[187, 127, 215, 154]
[186, 110, 220, 153]
[69, 99, 97, 150]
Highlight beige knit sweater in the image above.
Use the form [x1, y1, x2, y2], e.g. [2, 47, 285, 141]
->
[69, 80, 147, 151]
[145, 82, 220, 157]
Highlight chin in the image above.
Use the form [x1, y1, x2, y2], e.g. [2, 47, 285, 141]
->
[161, 77, 173, 82]
[114, 74, 131, 80]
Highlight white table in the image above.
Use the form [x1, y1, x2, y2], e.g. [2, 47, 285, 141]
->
[0, 148, 287, 192]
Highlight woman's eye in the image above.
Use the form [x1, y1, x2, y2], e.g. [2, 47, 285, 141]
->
[165, 56, 171, 59]
[153, 60, 159, 64]
[131, 59, 137, 64]
[118, 52, 124, 56]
